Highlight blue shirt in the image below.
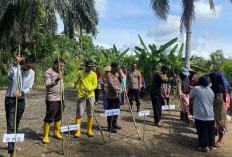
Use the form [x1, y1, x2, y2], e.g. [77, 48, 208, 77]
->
[5, 64, 35, 99]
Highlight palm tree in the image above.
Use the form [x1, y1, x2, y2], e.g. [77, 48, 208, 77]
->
[150, 0, 215, 68]
[0, 0, 98, 48]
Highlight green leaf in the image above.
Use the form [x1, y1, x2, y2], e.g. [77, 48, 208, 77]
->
[138, 34, 148, 52]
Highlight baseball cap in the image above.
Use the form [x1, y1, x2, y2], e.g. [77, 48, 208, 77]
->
[181, 68, 190, 76]
[85, 60, 95, 67]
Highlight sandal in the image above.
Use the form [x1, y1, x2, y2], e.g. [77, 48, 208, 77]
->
[215, 142, 222, 147]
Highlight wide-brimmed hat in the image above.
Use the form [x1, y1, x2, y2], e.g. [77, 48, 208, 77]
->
[111, 62, 120, 71]
[85, 60, 95, 67]
[104, 65, 111, 72]
[181, 68, 190, 76]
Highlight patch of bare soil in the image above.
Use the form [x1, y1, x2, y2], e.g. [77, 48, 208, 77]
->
[0, 88, 232, 157]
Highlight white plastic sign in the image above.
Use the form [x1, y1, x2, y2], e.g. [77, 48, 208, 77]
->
[60, 126, 69, 133]
[105, 109, 120, 116]
[69, 124, 80, 131]
[3, 134, 24, 142]
[60, 125, 80, 133]
[162, 105, 175, 110]
[139, 111, 150, 117]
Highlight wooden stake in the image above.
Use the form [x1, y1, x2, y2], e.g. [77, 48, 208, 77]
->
[13, 45, 20, 157]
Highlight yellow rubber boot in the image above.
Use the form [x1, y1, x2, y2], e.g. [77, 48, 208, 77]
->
[42, 122, 50, 144]
[74, 117, 81, 138]
[87, 116, 94, 137]
[54, 120, 62, 139]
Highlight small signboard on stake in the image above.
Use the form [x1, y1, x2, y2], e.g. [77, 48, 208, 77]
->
[162, 105, 175, 110]
[3, 134, 24, 142]
[69, 124, 80, 131]
[60, 126, 69, 133]
[60, 125, 80, 133]
[139, 111, 150, 117]
[105, 109, 120, 117]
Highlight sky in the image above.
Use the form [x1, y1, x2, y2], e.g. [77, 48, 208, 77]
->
[58, 0, 232, 58]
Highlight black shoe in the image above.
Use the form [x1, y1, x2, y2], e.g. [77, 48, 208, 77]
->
[180, 111, 184, 121]
[185, 113, 190, 123]
[113, 123, 122, 130]
[108, 127, 117, 133]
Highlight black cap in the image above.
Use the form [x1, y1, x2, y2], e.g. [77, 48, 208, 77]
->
[85, 60, 95, 67]
[111, 62, 120, 71]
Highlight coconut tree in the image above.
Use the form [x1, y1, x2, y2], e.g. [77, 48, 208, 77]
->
[150, 0, 215, 68]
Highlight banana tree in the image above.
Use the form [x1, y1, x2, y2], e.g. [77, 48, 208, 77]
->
[134, 34, 178, 87]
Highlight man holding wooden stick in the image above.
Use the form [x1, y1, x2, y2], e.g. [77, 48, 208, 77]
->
[74, 60, 97, 137]
[5, 55, 36, 157]
[150, 65, 176, 127]
[106, 62, 127, 133]
[42, 58, 65, 144]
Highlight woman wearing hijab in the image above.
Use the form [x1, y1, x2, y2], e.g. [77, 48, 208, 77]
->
[208, 73, 228, 147]
[216, 71, 231, 111]
[177, 68, 191, 123]
[190, 76, 215, 152]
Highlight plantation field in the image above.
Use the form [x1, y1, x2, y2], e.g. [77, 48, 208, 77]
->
[0, 88, 232, 157]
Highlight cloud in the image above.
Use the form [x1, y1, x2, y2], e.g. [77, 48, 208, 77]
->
[195, 0, 222, 22]
[95, 0, 108, 12]
[202, 32, 221, 40]
[147, 15, 181, 42]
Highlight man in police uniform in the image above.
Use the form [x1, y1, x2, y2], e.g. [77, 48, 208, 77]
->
[127, 63, 141, 112]
[106, 62, 127, 133]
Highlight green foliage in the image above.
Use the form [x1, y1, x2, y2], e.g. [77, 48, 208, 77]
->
[220, 59, 232, 86]
[135, 34, 180, 88]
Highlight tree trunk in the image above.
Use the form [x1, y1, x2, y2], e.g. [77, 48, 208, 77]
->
[184, 18, 192, 69]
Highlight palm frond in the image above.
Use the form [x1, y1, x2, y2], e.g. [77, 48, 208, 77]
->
[209, 0, 215, 11]
[180, 0, 195, 33]
[150, 0, 170, 21]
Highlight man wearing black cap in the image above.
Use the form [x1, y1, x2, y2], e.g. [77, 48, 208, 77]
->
[106, 62, 127, 133]
[73, 60, 97, 137]
[150, 65, 176, 127]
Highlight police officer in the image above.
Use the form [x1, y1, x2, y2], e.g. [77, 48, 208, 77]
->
[127, 63, 141, 112]
[106, 62, 127, 133]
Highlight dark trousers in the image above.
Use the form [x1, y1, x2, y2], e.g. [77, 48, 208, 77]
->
[107, 99, 120, 126]
[195, 119, 215, 148]
[128, 89, 140, 107]
[5, 97, 25, 154]
[94, 89, 100, 103]
[150, 94, 162, 123]
[44, 101, 65, 123]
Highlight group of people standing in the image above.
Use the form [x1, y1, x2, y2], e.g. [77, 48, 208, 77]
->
[4, 55, 231, 156]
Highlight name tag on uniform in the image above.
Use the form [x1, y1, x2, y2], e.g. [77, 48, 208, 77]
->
[105, 109, 120, 116]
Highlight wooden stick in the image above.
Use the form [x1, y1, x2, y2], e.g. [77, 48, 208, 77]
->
[123, 84, 141, 140]
[13, 45, 20, 157]
[58, 52, 65, 155]
[143, 115, 145, 141]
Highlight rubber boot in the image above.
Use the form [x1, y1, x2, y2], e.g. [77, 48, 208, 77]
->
[54, 120, 62, 139]
[108, 124, 117, 133]
[113, 119, 122, 130]
[87, 116, 94, 137]
[42, 122, 50, 144]
[74, 117, 81, 138]
[185, 113, 190, 123]
[180, 111, 184, 121]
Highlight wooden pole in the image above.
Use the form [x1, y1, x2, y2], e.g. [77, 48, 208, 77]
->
[143, 115, 145, 141]
[13, 45, 20, 157]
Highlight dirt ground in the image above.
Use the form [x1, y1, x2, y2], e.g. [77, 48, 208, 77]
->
[0, 88, 232, 157]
